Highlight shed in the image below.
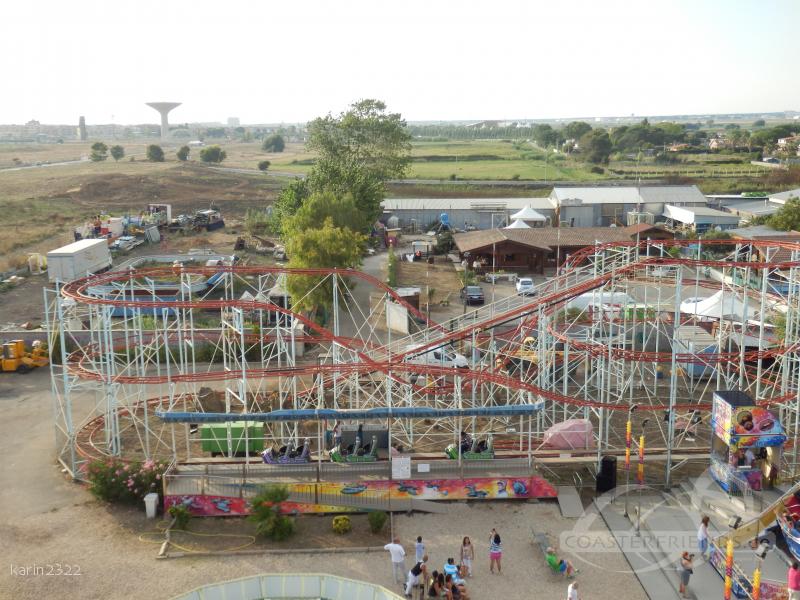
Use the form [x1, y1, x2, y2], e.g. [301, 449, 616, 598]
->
[663, 204, 740, 233]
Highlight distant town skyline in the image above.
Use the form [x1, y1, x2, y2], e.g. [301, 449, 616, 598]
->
[3, 0, 798, 125]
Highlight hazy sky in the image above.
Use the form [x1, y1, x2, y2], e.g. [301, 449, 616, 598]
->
[3, 0, 798, 125]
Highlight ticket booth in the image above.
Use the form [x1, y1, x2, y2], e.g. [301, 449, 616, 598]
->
[709, 391, 785, 494]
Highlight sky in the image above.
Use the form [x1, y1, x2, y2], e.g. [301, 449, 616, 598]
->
[2, 0, 798, 125]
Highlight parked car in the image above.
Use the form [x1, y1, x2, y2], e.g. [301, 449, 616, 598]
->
[516, 277, 536, 296]
[404, 343, 469, 369]
[460, 285, 485, 305]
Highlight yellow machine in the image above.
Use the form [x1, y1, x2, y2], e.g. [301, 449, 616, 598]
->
[1, 340, 48, 373]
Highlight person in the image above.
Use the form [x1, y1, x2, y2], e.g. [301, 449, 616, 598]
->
[697, 516, 710, 558]
[744, 447, 756, 467]
[789, 561, 800, 600]
[678, 551, 694, 599]
[384, 537, 406, 586]
[405, 554, 428, 597]
[489, 529, 502, 574]
[443, 558, 463, 583]
[567, 581, 579, 600]
[546, 546, 577, 577]
[460, 536, 474, 577]
[332, 420, 342, 449]
[416, 536, 426, 563]
[427, 570, 440, 598]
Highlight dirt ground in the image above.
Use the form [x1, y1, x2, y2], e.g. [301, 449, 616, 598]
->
[0, 367, 648, 600]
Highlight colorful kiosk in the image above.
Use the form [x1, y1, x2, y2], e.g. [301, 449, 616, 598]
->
[710, 390, 786, 495]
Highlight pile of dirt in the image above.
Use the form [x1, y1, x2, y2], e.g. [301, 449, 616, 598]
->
[397, 259, 462, 307]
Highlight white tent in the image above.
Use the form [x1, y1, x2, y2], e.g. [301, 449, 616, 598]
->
[504, 219, 531, 229]
[679, 290, 757, 320]
[510, 205, 547, 222]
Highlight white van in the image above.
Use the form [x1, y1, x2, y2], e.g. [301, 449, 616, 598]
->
[404, 343, 469, 369]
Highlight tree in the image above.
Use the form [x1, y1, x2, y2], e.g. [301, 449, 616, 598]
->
[257, 160, 271, 172]
[532, 124, 559, 147]
[176, 145, 190, 161]
[248, 485, 295, 541]
[90, 142, 108, 162]
[580, 129, 613, 164]
[769, 197, 800, 231]
[306, 99, 411, 224]
[753, 119, 766, 128]
[109, 145, 124, 162]
[285, 217, 365, 318]
[146, 144, 165, 162]
[285, 191, 365, 236]
[562, 121, 592, 141]
[270, 178, 310, 237]
[262, 134, 285, 152]
[199, 145, 227, 163]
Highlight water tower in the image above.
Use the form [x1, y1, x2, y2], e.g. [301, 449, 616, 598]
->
[145, 102, 181, 139]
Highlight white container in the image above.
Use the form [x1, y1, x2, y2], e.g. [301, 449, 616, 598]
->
[144, 492, 159, 519]
[47, 239, 112, 283]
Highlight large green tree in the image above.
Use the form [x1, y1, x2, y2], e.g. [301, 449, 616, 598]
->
[199, 145, 227, 163]
[146, 144, 165, 162]
[562, 121, 592, 141]
[306, 99, 411, 224]
[270, 178, 310, 237]
[285, 217, 365, 318]
[285, 191, 365, 236]
[580, 129, 613, 164]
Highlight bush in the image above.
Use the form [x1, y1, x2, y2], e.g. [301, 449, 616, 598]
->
[146, 144, 165, 162]
[168, 504, 191, 530]
[199, 145, 227, 163]
[262, 134, 285, 152]
[258, 160, 271, 172]
[449, 173, 457, 180]
[511, 174, 520, 180]
[86, 457, 168, 504]
[590, 166, 605, 174]
[248, 485, 295, 541]
[368, 511, 388, 533]
[176, 146, 190, 161]
[332, 515, 352, 534]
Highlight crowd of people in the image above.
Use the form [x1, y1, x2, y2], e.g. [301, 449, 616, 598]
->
[384, 529, 580, 599]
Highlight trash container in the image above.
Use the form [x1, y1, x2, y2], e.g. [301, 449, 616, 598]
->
[144, 492, 159, 519]
[596, 455, 618, 494]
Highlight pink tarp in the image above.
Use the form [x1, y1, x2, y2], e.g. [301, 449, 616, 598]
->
[543, 419, 594, 449]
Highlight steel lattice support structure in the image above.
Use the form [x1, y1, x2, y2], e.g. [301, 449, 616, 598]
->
[46, 239, 800, 487]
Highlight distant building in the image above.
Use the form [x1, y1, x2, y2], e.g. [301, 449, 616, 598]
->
[769, 188, 800, 204]
[227, 117, 240, 127]
[550, 185, 707, 227]
[721, 199, 782, 221]
[77, 116, 87, 141]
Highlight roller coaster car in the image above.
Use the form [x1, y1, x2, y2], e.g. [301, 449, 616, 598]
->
[261, 438, 311, 465]
[330, 435, 379, 463]
[445, 434, 494, 460]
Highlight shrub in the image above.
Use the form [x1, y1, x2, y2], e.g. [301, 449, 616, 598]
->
[258, 160, 271, 172]
[146, 144, 165, 162]
[86, 457, 168, 504]
[168, 504, 191, 530]
[176, 146, 190, 161]
[332, 515, 352, 534]
[449, 173, 457, 180]
[511, 174, 520, 180]
[199, 145, 227, 163]
[262, 134, 285, 152]
[368, 511, 388, 533]
[590, 166, 604, 174]
[248, 485, 296, 541]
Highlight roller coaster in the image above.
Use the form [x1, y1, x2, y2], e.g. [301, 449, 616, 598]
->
[46, 238, 800, 490]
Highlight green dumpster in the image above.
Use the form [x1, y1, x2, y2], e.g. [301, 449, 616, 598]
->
[200, 421, 263, 455]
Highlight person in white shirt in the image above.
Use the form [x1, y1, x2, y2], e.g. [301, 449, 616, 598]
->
[567, 581, 579, 600]
[697, 515, 710, 558]
[384, 537, 406, 586]
[744, 447, 756, 467]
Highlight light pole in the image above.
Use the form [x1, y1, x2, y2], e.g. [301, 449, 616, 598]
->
[623, 404, 638, 517]
[636, 418, 649, 534]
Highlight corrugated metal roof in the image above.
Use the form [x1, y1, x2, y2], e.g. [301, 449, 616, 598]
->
[769, 188, 800, 202]
[664, 204, 739, 223]
[721, 200, 782, 216]
[453, 227, 633, 253]
[381, 197, 555, 211]
[550, 185, 706, 206]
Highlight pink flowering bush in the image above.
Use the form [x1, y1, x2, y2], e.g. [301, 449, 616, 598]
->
[87, 457, 169, 504]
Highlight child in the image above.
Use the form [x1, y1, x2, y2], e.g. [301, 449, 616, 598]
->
[416, 536, 425, 563]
